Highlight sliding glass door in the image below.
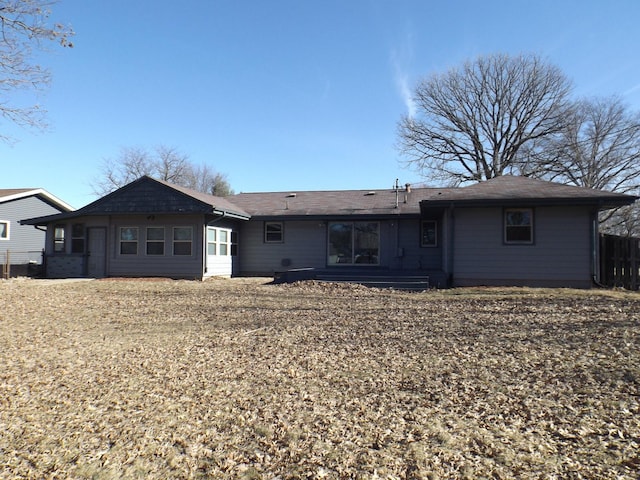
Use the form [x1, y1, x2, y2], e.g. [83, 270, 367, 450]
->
[328, 222, 379, 265]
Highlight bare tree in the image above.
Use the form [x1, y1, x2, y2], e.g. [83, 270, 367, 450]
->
[518, 96, 640, 235]
[183, 163, 233, 196]
[520, 96, 640, 193]
[0, 0, 73, 140]
[398, 53, 573, 184]
[91, 145, 233, 197]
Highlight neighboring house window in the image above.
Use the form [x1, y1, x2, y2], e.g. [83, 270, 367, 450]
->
[0, 221, 8, 240]
[120, 227, 138, 255]
[71, 223, 85, 253]
[54, 225, 66, 252]
[207, 227, 232, 256]
[328, 221, 379, 265]
[264, 222, 283, 243]
[505, 208, 534, 244]
[421, 220, 437, 247]
[173, 227, 192, 255]
[146, 227, 165, 255]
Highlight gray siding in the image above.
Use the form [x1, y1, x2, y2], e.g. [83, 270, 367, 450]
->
[44, 214, 210, 279]
[452, 206, 593, 288]
[1, 196, 64, 266]
[237, 218, 444, 276]
[237, 220, 327, 275]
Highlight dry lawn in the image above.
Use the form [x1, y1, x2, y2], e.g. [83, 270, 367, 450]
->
[0, 278, 639, 479]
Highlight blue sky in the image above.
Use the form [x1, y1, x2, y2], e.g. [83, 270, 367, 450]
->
[2, 0, 640, 209]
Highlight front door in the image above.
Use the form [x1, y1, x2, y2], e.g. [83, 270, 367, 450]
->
[87, 227, 107, 278]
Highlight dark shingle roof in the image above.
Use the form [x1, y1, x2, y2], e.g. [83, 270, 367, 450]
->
[229, 176, 636, 217]
[420, 176, 637, 208]
[228, 187, 437, 218]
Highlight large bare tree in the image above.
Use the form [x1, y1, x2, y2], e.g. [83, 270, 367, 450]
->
[521, 96, 640, 193]
[398, 53, 573, 184]
[0, 0, 73, 140]
[91, 145, 233, 197]
[520, 96, 640, 235]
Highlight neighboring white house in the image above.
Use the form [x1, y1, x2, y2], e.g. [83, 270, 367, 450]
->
[0, 188, 73, 277]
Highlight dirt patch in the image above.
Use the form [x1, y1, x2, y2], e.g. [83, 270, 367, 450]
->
[1, 278, 638, 479]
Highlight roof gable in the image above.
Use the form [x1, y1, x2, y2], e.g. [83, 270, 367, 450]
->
[0, 188, 74, 211]
[77, 176, 249, 217]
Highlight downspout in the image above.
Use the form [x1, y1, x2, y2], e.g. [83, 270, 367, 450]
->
[590, 207, 606, 288]
[445, 205, 455, 287]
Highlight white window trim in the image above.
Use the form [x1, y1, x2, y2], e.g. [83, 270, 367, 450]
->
[0, 220, 9, 240]
[207, 227, 232, 256]
[264, 222, 284, 243]
[504, 208, 534, 244]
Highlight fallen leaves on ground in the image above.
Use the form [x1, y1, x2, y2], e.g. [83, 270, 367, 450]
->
[0, 278, 639, 479]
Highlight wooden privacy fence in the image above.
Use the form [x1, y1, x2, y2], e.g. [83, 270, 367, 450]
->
[599, 234, 640, 290]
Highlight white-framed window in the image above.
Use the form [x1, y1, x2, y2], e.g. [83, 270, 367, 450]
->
[173, 226, 193, 256]
[328, 221, 379, 265]
[207, 227, 232, 256]
[54, 224, 66, 252]
[504, 208, 534, 244]
[264, 222, 283, 243]
[146, 227, 165, 255]
[421, 220, 437, 247]
[0, 221, 9, 240]
[120, 227, 138, 255]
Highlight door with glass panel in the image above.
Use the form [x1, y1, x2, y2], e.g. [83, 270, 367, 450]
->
[327, 222, 379, 265]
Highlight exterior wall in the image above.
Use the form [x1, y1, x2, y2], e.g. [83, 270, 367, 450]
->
[237, 220, 328, 275]
[1, 196, 65, 275]
[452, 206, 593, 288]
[44, 214, 213, 279]
[236, 217, 445, 276]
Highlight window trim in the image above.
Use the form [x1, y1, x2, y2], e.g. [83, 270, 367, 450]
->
[173, 226, 193, 256]
[264, 221, 284, 243]
[0, 220, 9, 240]
[71, 223, 85, 254]
[146, 226, 165, 256]
[119, 226, 139, 255]
[54, 224, 66, 253]
[504, 208, 534, 245]
[327, 221, 380, 266]
[420, 220, 438, 247]
[207, 227, 232, 256]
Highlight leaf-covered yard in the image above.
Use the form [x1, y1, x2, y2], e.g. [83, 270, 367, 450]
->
[1, 278, 639, 479]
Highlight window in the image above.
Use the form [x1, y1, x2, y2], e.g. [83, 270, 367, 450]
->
[120, 227, 138, 255]
[207, 227, 232, 256]
[231, 231, 238, 256]
[328, 222, 379, 265]
[54, 225, 65, 252]
[71, 223, 85, 253]
[173, 227, 192, 255]
[421, 220, 437, 247]
[0, 221, 8, 240]
[265, 222, 283, 243]
[505, 208, 533, 244]
[207, 228, 217, 255]
[146, 227, 165, 255]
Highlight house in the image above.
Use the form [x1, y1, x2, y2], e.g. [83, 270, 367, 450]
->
[20, 176, 249, 279]
[1, 188, 73, 277]
[21, 175, 637, 288]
